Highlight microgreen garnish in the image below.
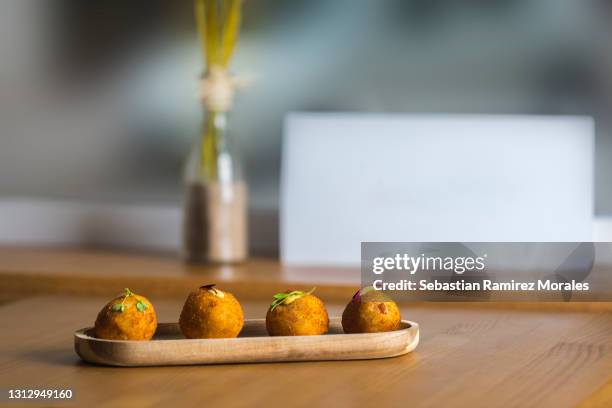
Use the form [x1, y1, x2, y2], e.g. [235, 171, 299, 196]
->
[112, 288, 135, 313]
[112, 303, 126, 312]
[136, 300, 148, 312]
[352, 286, 375, 303]
[270, 288, 315, 311]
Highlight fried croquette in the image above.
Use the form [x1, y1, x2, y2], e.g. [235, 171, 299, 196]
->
[342, 287, 401, 333]
[266, 289, 329, 336]
[179, 284, 244, 339]
[94, 288, 157, 340]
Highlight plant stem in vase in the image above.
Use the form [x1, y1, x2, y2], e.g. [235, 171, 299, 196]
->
[183, 0, 248, 264]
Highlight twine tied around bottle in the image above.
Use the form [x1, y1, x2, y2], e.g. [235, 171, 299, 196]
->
[198, 65, 251, 113]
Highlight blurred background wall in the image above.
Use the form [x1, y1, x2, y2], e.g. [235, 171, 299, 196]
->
[1, 0, 611, 252]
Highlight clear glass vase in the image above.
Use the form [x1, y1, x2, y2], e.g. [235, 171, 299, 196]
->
[182, 110, 248, 263]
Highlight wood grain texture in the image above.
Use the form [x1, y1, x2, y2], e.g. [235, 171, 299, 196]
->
[1, 296, 611, 407]
[74, 319, 419, 366]
[0, 246, 358, 301]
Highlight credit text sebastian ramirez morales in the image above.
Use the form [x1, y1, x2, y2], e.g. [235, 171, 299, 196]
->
[372, 279, 590, 292]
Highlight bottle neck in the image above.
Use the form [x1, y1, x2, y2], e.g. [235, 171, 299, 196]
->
[204, 110, 228, 147]
[197, 110, 241, 183]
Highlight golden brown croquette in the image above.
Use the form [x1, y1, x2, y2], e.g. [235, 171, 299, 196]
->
[94, 288, 157, 341]
[179, 284, 244, 339]
[266, 289, 329, 336]
[342, 287, 401, 333]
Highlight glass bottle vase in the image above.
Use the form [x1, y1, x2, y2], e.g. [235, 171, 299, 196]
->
[182, 110, 248, 263]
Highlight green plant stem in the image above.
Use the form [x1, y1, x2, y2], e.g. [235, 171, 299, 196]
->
[200, 111, 220, 180]
[194, 0, 243, 182]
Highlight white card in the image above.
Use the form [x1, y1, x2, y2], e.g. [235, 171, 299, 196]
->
[281, 113, 594, 266]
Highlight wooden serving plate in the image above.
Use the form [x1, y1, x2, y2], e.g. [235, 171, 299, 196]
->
[74, 318, 419, 366]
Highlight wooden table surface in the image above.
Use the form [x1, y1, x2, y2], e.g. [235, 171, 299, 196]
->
[0, 247, 611, 407]
[0, 247, 358, 303]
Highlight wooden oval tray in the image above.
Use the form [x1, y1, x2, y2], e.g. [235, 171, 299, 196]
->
[74, 318, 419, 366]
